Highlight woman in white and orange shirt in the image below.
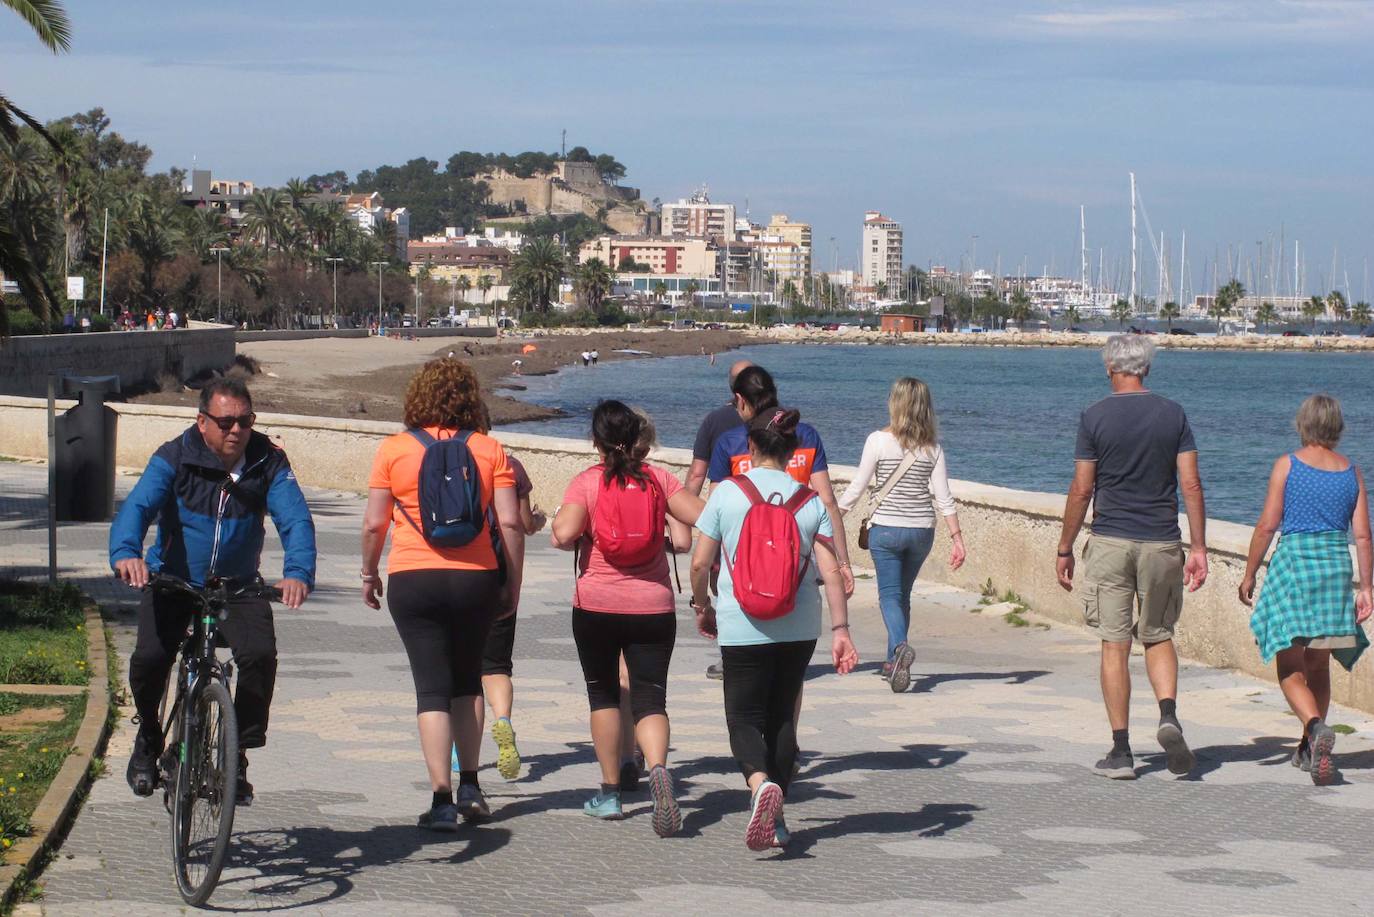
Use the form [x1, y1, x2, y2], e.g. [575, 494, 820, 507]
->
[361, 358, 525, 832]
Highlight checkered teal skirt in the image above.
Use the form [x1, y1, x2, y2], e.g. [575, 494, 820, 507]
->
[1250, 530, 1369, 671]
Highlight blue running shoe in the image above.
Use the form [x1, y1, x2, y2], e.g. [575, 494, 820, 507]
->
[583, 790, 624, 820]
[418, 802, 460, 832]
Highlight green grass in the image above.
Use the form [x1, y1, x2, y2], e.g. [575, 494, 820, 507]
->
[0, 581, 89, 687]
[1331, 724, 1356, 735]
[0, 692, 85, 863]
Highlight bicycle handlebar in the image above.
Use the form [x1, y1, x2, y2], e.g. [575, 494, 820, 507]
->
[147, 573, 284, 604]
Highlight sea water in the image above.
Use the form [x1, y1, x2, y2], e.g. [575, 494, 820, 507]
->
[499, 342, 1374, 525]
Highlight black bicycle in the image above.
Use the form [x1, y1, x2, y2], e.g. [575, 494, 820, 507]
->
[146, 573, 281, 907]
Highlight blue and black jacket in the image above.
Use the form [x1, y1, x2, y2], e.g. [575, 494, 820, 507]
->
[109, 426, 317, 589]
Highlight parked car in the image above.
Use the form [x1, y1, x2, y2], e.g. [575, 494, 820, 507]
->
[1317, 329, 1343, 337]
[1067, 326, 1086, 333]
[1167, 327, 1197, 336]
[702, 322, 725, 330]
[821, 323, 840, 331]
[1281, 329, 1308, 337]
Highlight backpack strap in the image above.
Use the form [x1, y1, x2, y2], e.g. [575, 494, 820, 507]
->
[407, 427, 437, 448]
[781, 486, 817, 516]
[728, 474, 766, 505]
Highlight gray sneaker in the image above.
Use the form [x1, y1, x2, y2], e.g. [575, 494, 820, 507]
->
[1094, 749, 1137, 780]
[889, 642, 917, 694]
[457, 783, 491, 822]
[1292, 740, 1312, 772]
[418, 802, 460, 832]
[706, 663, 724, 680]
[1308, 721, 1338, 786]
[1156, 716, 1196, 775]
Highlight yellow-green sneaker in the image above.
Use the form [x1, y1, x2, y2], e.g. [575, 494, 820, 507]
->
[492, 717, 521, 780]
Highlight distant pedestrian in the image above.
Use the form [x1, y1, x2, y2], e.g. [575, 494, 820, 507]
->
[167, 309, 179, 330]
[550, 401, 703, 833]
[63, 311, 75, 333]
[591, 349, 599, 365]
[690, 407, 857, 851]
[582, 351, 591, 367]
[512, 359, 523, 375]
[838, 377, 966, 692]
[463, 343, 474, 357]
[1056, 335, 1208, 780]
[80, 313, 91, 333]
[1240, 394, 1371, 785]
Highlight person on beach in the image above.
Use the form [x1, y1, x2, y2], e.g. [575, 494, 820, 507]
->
[838, 377, 966, 692]
[686, 359, 755, 680]
[591, 349, 599, 365]
[1239, 394, 1371, 785]
[1056, 335, 1208, 780]
[690, 407, 858, 851]
[361, 358, 526, 831]
[550, 401, 703, 833]
[582, 350, 591, 367]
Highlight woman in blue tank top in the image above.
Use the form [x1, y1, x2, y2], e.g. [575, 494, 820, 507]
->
[1239, 394, 1372, 786]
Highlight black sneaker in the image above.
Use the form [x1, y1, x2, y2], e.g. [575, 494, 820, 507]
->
[619, 760, 640, 792]
[126, 728, 162, 797]
[1156, 716, 1196, 775]
[706, 663, 724, 680]
[1093, 749, 1137, 780]
[235, 753, 253, 806]
[418, 802, 460, 832]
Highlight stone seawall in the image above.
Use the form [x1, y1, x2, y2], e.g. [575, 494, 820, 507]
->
[2, 395, 1369, 711]
[0, 328, 235, 397]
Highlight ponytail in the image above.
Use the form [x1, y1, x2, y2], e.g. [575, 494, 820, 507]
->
[591, 400, 650, 487]
[747, 407, 801, 466]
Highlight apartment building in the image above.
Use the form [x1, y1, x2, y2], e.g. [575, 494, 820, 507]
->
[861, 210, 903, 290]
[661, 189, 736, 240]
[765, 214, 812, 277]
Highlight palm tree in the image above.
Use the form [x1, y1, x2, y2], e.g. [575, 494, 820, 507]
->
[1158, 300, 1180, 330]
[242, 188, 290, 254]
[652, 280, 667, 309]
[576, 257, 614, 311]
[477, 274, 493, 310]
[684, 281, 700, 312]
[1255, 301, 1278, 334]
[1211, 279, 1244, 334]
[1063, 303, 1081, 329]
[1302, 295, 1325, 329]
[455, 274, 471, 306]
[1009, 289, 1033, 328]
[1, 0, 70, 335]
[512, 236, 564, 312]
[1326, 290, 1348, 324]
[284, 177, 313, 211]
[124, 195, 181, 307]
[1111, 298, 1132, 329]
[1352, 301, 1372, 333]
[185, 207, 229, 261]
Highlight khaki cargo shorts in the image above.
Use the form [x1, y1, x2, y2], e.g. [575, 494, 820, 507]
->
[1082, 535, 1185, 644]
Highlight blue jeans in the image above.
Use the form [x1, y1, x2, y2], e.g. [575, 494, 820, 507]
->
[867, 524, 935, 662]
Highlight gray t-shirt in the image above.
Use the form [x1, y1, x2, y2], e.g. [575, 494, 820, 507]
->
[693, 402, 742, 462]
[1074, 392, 1197, 542]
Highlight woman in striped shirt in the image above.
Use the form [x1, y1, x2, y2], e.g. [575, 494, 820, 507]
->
[839, 377, 966, 692]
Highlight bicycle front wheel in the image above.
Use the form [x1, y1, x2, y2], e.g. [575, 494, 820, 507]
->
[171, 679, 239, 906]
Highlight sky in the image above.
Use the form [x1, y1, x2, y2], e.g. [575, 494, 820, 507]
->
[4, 0, 1372, 300]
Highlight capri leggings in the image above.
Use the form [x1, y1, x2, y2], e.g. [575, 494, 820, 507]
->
[387, 569, 501, 714]
[571, 608, 676, 722]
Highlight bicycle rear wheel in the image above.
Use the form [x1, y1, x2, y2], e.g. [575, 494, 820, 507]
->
[170, 679, 239, 906]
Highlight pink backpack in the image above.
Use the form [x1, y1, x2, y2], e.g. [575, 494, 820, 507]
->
[592, 466, 667, 567]
[723, 475, 816, 620]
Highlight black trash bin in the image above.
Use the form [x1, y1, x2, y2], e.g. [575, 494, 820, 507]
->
[54, 375, 120, 522]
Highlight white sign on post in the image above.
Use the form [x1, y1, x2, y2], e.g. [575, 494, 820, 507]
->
[66, 276, 85, 301]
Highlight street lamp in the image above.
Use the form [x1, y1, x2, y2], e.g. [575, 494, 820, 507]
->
[325, 256, 344, 322]
[370, 261, 388, 332]
[209, 246, 230, 324]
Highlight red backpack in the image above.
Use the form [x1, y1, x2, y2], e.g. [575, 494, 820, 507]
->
[592, 466, 667, 567]
[723, 475, 816, 620]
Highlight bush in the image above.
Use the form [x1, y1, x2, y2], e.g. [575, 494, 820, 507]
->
[0, 581, 83, 629]
[5, 308, 50, 336]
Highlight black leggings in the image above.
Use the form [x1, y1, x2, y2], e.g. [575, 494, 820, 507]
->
[721, 639, 816, 794]
[387, 569, 501, 714]
[571, 608, 676, 722]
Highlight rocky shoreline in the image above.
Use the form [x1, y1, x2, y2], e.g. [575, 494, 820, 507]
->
[750, 325, 1374, 352]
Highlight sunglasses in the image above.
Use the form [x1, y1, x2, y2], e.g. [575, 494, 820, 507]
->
[200, 411, 256, 432]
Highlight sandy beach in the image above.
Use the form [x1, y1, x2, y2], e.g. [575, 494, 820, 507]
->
[129, 328, 751, 425]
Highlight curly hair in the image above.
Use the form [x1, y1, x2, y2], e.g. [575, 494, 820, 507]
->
[403, 358, 487, 430]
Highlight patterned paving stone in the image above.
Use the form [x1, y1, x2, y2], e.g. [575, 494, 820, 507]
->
[3, 461, 1374, 915]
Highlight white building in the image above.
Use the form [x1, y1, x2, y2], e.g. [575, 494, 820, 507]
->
[662, 188, 736, 240]
[419, 226, 524, 251]
[861, 211, 903, 291]
[345, 193, 409, 260]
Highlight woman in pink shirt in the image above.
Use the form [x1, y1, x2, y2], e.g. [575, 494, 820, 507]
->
[551, 400, 703, 835]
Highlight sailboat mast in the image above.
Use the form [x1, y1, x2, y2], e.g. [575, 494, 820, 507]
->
[1129, 172, 1138, 310]
[1080, 205, 1088, 297]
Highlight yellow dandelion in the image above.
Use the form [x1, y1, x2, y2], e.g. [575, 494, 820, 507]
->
[15, 773, 22, 779]
[39, 748, 48, 754]
[2, 839, 11, 849]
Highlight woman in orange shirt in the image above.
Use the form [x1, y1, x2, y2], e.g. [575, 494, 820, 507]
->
[361, 359, 526, 832]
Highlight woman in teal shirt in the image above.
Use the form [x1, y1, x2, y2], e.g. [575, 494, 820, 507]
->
[690, 408, 858, 852]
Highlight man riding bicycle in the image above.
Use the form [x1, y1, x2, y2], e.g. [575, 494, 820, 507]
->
[109, 378, 317, 804]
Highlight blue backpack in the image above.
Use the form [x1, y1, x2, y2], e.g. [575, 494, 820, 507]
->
[395, 429, 487, 547]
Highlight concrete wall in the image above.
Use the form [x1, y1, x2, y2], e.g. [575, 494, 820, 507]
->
[234, 328, 497, 343]
[2, 395, 1369, 711]
[0, 328, 235, 397]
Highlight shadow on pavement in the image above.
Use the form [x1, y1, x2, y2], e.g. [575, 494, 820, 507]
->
[781, 801, 982, 858]
[909, 669, 1051, 693]
[1140, 733, 1374, 781]
[212, 822, 512, 911]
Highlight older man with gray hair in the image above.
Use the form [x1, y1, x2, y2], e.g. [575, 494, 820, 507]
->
[1056, 334, 1208, 780]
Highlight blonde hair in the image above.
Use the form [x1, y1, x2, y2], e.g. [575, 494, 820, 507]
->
[1296, 394, 1343, 448]
[631, 407, 657, 461]
[888, 377, 938, 451]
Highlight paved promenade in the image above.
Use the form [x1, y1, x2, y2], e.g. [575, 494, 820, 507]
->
[3, 460, 1374, 916]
